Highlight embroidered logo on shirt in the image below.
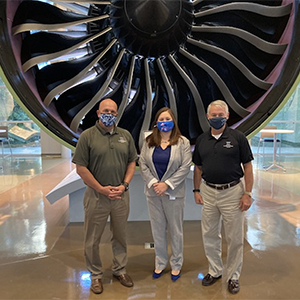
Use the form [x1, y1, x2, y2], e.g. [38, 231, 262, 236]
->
[223, 141, 233, 148]
[118, 136, 127, 143]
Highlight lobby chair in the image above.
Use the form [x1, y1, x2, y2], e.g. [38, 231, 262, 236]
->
[0, 126, 13, 157]
[257, 125, 281, 162]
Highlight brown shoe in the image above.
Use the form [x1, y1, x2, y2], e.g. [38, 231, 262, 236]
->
[113, 273, 134, 287]
[90, 278, 103, 294]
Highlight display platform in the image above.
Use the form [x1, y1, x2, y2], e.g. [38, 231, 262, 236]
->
[46, 168, 201, 222]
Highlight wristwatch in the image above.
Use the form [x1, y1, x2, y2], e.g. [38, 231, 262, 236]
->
[244, 191, 252, 198]
[122, 182, 129, 191]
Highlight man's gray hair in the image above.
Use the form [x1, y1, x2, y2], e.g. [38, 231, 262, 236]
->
[207, 100, 229, 114]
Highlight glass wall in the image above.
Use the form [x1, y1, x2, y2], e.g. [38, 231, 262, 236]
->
[0, 78, 41, 155]
[272, 85, 300, 148]
[0, 76, 300, 156]
[251, 84, 300, 156]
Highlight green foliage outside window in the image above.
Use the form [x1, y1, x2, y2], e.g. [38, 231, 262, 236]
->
[0, 77, 40, 145]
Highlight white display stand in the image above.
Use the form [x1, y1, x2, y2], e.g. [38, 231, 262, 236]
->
[40, 130, 61, 155]
[46, 169, 201, 222]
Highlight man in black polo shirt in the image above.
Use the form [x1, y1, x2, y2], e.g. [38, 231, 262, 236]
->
[192, 100, 254, 294]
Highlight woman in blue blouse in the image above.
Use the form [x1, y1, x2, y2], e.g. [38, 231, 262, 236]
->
[139, 107, 192, 281]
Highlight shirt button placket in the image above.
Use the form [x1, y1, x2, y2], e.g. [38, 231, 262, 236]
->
[109, 136, 114, 149]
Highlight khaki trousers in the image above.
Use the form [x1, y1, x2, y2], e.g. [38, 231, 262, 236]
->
[201, 181, 245, 281]
[83, 186, 130, 279]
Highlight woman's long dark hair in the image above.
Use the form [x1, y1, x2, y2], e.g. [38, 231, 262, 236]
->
[146, 107, 182, 147]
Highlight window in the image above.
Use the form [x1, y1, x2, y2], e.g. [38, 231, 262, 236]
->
[0, 78, 41, 155]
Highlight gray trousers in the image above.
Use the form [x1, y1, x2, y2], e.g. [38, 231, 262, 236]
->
[201, 181, 245, 282]
[147, 195, 185, 271]
[83, 186, 130, 279]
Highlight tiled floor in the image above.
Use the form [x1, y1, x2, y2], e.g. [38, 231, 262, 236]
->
[0, 152, 300, 300]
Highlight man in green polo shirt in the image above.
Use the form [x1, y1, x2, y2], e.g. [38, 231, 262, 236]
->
[72, 98, 138, 294]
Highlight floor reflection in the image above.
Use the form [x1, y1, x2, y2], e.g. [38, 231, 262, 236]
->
[245, 156, 300, 251]
[0, 154, 300, 299]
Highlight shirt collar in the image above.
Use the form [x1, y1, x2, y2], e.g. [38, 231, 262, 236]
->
[95, 121, 118, 135]
[208, 124, 229, 139]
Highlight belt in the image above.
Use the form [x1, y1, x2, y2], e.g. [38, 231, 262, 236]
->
[204, 180, 240, 190]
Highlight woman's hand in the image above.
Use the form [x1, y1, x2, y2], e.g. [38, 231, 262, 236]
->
[153, 182, 168, 196]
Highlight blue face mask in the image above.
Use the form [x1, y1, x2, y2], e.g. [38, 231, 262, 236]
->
[100, 113, 117, 127]
[157, 120, 174, 132]
[208, 117, 227, 130]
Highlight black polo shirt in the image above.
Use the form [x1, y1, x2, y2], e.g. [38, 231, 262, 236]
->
[192, 126, 253, 184]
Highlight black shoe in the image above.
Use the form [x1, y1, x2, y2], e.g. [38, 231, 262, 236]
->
[202, 273, 222, 286]
[228, 279, 240, 294]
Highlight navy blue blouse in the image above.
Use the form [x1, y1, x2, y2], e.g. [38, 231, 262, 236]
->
[152, 146, 171, 180]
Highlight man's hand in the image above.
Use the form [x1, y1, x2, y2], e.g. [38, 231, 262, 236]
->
[100, 185, 124, 200]
[194, 192, 203, 205]
[153, 182, 168, 196]
[239, 194, 252, 211]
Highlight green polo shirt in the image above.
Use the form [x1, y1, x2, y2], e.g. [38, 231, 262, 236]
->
[72, 122, 138, 186]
